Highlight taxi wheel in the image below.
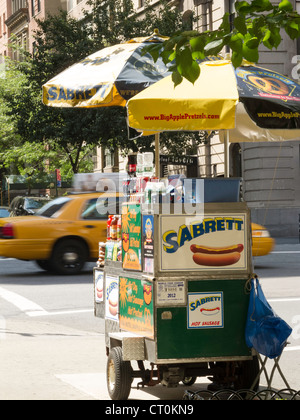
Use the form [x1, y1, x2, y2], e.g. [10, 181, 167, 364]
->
[50, 239, 88, 275]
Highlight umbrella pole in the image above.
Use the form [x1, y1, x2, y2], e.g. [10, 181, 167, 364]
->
[155, 133, 160, 178]
[224, 130, 230, 178]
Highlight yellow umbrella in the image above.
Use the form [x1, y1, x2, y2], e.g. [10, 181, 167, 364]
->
[42, 30, 170, 109]
[42, 30, 171, 176]
[127, 59, 300, 176]
[128, 60, 239, 132]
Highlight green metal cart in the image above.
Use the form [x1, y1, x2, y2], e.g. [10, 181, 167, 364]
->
[94, 201, 259, 400]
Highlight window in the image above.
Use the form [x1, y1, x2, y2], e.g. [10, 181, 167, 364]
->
[12, 32, 28, 61]
[182, 10, 194, 31]
[31, 0, 41, 17]
[12, 0, 27, 14]
[0, 208, 9, 218]
[81, 197, 124, 220]
[37, 197, 71, 218]
[104, 148, 115, 168]
[81, 198, 106, 220]
[24, 198, 49, 211]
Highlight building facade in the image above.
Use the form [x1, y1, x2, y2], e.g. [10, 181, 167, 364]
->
[0, 0, 299, 240]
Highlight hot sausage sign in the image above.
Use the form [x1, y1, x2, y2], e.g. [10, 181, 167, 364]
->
[159, 212, 248, 272]
[188, 292, 224, 329]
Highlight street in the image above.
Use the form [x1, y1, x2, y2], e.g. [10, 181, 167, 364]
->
[0, 243, 299, 400]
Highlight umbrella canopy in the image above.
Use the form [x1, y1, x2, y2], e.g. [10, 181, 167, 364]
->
[42, 31, 171, 109]
[127, 59, 300, 140]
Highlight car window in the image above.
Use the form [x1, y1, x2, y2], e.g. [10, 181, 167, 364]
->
[36, 197, 71, 218]
[25, 198, 48, 210]
[81, 197, 124, 220]
[0, 209, 9, 218]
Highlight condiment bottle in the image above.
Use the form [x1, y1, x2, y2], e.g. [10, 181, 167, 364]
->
[107, 215, 113, 241]
[110, 215, 118, 241]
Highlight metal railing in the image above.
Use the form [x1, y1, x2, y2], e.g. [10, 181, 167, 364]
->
[183, 388, 300, 400]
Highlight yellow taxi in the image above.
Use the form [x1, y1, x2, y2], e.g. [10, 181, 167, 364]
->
[0, 193, 275, 275]
[0, 193, 123, 275]
[251, 222, 275, 257]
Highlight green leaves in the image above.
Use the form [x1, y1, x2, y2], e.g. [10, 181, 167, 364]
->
[145, 0, 300, 86]
[175, 45, 200, 85]
[234, 16, 247, 35]
[235, 0, 273, 14]
[285, 20, 300, 40]
[262, 28, 281, 49]
[278, 0, 294, 12]
[242, 42, 259, 63]
[204, 39, 224, 56]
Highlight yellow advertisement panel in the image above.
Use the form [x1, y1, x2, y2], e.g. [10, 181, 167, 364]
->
[159, 212, 248, 272]
[127, 61, 239, 132]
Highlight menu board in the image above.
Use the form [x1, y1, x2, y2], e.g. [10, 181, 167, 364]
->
[122, 203, 142, 271]
[119, 277, 154, 339]
[159, 212, 248, 272]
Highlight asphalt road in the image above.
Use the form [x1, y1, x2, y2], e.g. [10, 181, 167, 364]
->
[0, 243, 299, 400]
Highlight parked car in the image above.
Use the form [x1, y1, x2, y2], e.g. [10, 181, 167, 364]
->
[0, 193, 123, 275]
[9, 196, 50, 217]
[0, 207, 10, 218]
[251, 223, 275, 257]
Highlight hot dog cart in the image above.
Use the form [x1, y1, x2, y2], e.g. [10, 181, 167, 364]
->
[94, 177, 259, 400]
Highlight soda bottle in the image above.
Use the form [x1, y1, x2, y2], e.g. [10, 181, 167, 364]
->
[110, 215, 118, 241]
[107, 215, 113, 241]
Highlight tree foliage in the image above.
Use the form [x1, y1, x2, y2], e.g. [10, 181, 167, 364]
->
[146, 0, 300, 86]
[0, 0, 190, 177]
[1, 0, 300, 179]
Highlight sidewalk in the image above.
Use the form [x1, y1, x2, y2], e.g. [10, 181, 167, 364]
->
[0, 318, 209, 400]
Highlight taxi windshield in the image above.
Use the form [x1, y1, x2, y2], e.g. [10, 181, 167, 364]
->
[25, 198, 49, 210]
[36, 197, 71, 218]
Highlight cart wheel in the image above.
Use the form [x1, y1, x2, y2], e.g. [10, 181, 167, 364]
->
[235, 356, 260, 391]
[182, 377, 197, 386]
[107, 347, 132, 400]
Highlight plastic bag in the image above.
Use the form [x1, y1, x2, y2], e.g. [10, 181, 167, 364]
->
[245, 277, 292, 359]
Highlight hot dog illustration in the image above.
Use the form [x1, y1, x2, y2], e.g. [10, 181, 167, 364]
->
[96, 282, 103, 300]
[190, 244, 244, 255]
[108, 288, 118, 317]
[192, 251, 241, 267]
[200, 307, 220, 316]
